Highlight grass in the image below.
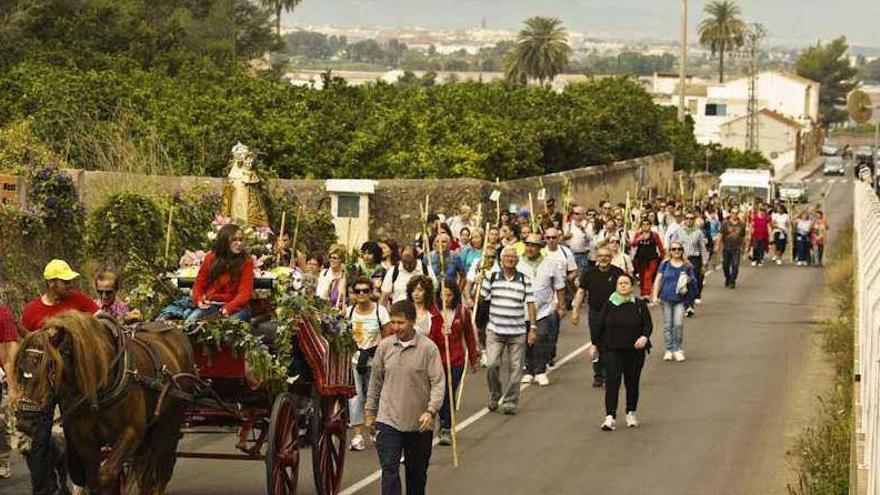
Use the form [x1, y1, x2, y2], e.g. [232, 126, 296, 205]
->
[787, 224, 854, 495]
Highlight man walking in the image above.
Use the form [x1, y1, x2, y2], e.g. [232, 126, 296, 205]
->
[563, 206, 592, 277]
[571, 247, 624, 388]
[20, 259, 99, 495]
[518, 235, 566, 386]
[365, 301, 445, 495]
[481, 246, 537, 414]
[381, 245, 428, 306]
[542, 227, 578, 366]
[718, 208, 747, 289]
[671, 211, 709, 316]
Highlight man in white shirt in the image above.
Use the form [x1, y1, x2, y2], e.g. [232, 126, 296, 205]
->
[381, 245, 430, 306]
[518, 235, 566, 386]
[541, 227, 577, 366]
[563, 206, 592, 276]
[446, 204, 472, 241]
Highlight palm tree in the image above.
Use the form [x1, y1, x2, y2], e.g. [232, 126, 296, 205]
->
[698, 0, 747, 83]
[261, 0, 303, 38]
[504, 16, 571, 85]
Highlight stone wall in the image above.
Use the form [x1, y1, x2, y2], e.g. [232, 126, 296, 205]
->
[56, 152, 675, 246]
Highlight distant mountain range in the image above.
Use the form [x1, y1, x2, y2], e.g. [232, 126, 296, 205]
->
[286, 0, 880, 49]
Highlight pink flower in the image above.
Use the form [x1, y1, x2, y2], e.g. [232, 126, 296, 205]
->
[212, 215, 232, 228]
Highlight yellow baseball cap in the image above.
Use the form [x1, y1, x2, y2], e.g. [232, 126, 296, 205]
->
[43, 259, 80, 281]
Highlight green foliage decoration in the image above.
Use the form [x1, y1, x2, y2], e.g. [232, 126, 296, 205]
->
[85, 193, 164, 279]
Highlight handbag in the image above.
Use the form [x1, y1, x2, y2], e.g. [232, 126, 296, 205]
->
[675, 267, 690, 296]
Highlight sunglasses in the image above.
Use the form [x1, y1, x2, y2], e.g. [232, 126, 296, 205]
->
[670, 247, 684, 252]
[573, 211, 584, 215]
[352, 288, 372, 295]
[545, 235, 558, 239]
[685, 216, 695, 220]
[96, 289, 115, 297]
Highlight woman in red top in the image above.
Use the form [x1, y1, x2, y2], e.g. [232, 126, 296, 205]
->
[189, 224, 254, 322]
[749, 204, 772, 267]
[433, 279, 479, 446]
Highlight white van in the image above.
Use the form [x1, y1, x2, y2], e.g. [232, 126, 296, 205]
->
[718, 169, 775, 203]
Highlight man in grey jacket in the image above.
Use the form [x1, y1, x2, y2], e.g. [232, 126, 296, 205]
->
[366, 300, 445, 495]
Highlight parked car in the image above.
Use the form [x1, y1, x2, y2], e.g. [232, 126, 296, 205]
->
[822, 156, 846, 175]
[778, 180, 808, 203]
[821, 139, 840, 156]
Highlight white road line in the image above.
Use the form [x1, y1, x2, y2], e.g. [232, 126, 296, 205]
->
[337, 341, 593, 495]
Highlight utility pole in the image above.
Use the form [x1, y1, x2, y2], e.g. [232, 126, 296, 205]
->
[678, 0, 688, 122]
[744, 24, 766, 151]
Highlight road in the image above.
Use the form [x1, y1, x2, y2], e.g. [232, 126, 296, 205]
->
[4, 168, 852, 495]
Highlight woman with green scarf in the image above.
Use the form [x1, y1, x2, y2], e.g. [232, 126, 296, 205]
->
[591, 273, 653, 431]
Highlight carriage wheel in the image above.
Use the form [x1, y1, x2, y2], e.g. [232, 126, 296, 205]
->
[266, 393, 300, 495]
[311, 392, 348, 495]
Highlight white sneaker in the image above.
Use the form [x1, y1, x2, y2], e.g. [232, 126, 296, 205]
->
[349, 433, 366, 451]
[625, 412, 639, 428]
[776, 259, 783, 266]
[694, 298, 702, 305]
[479, 350, 488, 367]
[750, 261, 757, 267]
[521, 374, 534, 384]
[663, 351, 674, 361]
[535, 373, 550, 386]
[674, 350, 686, 362]
[601, 415, 617, 431]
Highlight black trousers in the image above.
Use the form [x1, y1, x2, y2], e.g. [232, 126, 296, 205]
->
[19, 408, 68, 495]
[376, 422, 433, 495]
[604, 349, 646, 418]
[587, 309, 605, 381]
[687, 256, 704, 300]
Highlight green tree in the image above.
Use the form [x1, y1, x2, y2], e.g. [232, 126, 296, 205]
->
[795, 37, 859, 125]
[504, 16, 571, 85]
[698, 0, 746, 83]
[261, 0, 302, 39]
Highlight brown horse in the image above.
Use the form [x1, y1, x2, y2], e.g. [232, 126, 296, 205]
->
[15, 311, 195, 495]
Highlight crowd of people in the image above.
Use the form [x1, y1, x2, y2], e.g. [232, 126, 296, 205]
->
[0, 190, 832, 495]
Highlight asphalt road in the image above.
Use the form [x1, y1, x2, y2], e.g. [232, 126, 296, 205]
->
[4, 168, 852, 495]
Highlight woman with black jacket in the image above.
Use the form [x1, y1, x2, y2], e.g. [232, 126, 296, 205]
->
[590, 273, 653, 431]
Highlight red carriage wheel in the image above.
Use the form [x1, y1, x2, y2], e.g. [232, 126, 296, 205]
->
[266, 392, 300, 495]
[311, 392, 349, 495]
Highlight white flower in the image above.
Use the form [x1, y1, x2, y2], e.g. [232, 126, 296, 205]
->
[207, 231, 217, 241]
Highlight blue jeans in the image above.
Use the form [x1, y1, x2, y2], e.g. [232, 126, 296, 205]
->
[439, 365, 464, 429]
[375, 423, 433, 495]
[185, 303, 250, 322]
[722, 249, 741, 285]
[660, 301, 685, 352]
[573, 252, 590, 278]
[348, 362, 370, 426]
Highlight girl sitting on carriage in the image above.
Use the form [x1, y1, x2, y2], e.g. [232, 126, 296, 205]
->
[189, 224, 254, 322]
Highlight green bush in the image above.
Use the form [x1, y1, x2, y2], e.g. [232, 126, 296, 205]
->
[86, 192, 164, 279]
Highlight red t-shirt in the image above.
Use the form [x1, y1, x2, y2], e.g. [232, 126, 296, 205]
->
[0, 304, 18, 343]
[21, 291, 99, 332]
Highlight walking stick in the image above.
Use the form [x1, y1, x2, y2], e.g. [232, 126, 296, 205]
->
[440, 276, 460, 468]
[275, 210, 286, 265]
[164, 206, 174, 267]
[290, 205, 303, 267]
[457, 221, 491, 411]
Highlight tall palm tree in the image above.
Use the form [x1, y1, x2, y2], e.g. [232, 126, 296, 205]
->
[504, 16, 571, 85]
[698, 0, 747, 83]
[261, 0, 303, 38]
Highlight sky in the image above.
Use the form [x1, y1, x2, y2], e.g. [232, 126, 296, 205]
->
[285, 0, 880, 48]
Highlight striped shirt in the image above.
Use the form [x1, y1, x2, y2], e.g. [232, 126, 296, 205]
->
[670, 226, 709, 263]
[480, 269, 535, 335]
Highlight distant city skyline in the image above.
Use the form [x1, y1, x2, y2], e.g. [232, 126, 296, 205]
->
[285, 0, 880, 48]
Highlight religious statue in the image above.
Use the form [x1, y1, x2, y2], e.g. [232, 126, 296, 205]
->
[222, 142, 269, 227]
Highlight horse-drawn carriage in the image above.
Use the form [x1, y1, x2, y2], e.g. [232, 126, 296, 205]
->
[173, 276, 354, 495]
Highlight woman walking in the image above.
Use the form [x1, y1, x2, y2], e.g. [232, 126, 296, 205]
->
[651, 240, 696, 362]
[346, 277, 391, 451]
[434, 279, 479, 445]
[631, 219, 665, 299]
[794, 210, 814, 266]
[770, 203, 790, 265]
[316, 244, 347, 309]
[407, 275, 443, 339]
[592, 273, 652, 431]
[811, 210, 829, 266]
[749, 204, 771, 267]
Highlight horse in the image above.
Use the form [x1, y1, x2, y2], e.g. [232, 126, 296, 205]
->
[14, 310, 195, 495]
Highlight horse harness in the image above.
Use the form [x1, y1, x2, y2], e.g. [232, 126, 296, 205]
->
[60, 316, 183, 424]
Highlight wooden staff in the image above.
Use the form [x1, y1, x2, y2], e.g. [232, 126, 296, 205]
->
[439, 266, 460, 467]
[346, 217, 353, 251]
[528, 192, 536, 232]
[290, 205, 303, 267]
[458, 221, 491, 411]
[495, 177, 501, 225]
[164, 206, 174, 265]
[275, 210, 287, 265]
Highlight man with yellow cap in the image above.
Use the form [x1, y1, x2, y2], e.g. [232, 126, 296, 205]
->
[22, 259, 99, 333]
[18, 260, 98, 495]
